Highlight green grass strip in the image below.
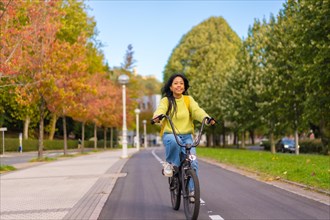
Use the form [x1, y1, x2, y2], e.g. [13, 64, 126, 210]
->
[0, 165, 16, 173]
[29, 157, 57, 162]
[197, 147, 330, 191]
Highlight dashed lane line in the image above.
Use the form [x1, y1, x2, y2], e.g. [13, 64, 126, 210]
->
[209, 215, 224, 220]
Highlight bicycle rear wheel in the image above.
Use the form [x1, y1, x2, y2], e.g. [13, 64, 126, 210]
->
[169, 175, 181, 210]
[183, 169, 200, 220]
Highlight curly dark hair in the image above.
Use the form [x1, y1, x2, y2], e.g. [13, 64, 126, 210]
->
[161, 73, 190, 116]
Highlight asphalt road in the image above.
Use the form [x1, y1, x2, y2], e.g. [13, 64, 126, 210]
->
[98, 148, 329, 220]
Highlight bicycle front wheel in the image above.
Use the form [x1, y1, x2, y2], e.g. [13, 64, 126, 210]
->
[183, 169, 200, 220]
[169, 175, 181, 210]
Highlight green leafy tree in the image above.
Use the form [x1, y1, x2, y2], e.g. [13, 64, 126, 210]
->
[289, 0, 330, 153]
[164, 16, 241, 146]
[56, 0, 95, 44]
[221, 21, 263, 148]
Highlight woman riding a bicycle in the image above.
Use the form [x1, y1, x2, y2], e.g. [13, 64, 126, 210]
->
[152, 73, 216, 177]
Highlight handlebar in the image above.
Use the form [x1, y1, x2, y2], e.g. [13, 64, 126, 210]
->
[151, 114, 214, 148]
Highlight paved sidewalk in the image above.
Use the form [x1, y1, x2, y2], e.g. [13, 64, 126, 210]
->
[0, 148, 138, 220]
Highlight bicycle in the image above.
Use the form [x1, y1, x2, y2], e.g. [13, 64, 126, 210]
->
[151, 114, 212, 220]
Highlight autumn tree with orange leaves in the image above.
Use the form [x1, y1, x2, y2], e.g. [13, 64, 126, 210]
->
[1, 0, 154, 158]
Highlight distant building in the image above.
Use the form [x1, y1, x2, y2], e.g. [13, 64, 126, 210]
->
[122, 94, 161, 147]
[139, 94, 161, 112]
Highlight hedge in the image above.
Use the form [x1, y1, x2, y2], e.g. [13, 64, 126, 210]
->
[0, 138, 117, 154]
[263, 139, 328, 155]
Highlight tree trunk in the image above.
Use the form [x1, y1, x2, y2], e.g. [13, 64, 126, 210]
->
[48, 113, 58, 140]
[293, 100, 299, 155]
[319, 119, 329, 155]
[23, 115, 30, 139]
[94, 123, 97, 149]
[234, 131, 238, 146]
[81, 122, 85, 153]
[110, 127, 113, 148]
[213, 132, 219, 146]
[104, 127, 107, 149]
[270, 131, 276, 154]
[222, 122, 226, 147]
[62, 116, 68, 155]
[241, 131, 245, 149]
[294, 128, 299, 155]
[38, 97, 45, 159]
[249, 129, 255, 145]
[206, 134, 213, 147]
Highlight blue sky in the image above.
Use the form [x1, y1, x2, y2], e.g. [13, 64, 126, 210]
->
[86, 0, 286, 82]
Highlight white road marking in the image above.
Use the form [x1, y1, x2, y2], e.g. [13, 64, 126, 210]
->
[209, 215, 224, 220]
[151, 149, 163, 163]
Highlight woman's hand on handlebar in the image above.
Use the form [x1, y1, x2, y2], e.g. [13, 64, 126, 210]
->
[151, 114, 165, 124]
[207, 117, 216, 126]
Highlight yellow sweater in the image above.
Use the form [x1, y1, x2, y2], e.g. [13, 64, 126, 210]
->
[153, 95, 209, 134]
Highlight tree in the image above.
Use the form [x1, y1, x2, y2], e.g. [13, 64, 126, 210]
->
[121, 44, 136, 71]
[45, 39, 89, 155]
[0, 0, 107, 158]
[221, 21, 262, 148]
[164, 16, 241, 146]
[290, 0, 330, 153]
[46, 0, 100, 142]
[1, 0, 64, 158]
[0, 0, 46, 138]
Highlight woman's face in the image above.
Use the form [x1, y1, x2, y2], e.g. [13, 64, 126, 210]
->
[170, 76, 185, 98]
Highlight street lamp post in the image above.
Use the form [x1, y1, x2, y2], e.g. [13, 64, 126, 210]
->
[134, 108, 141, 151]
[143, 120, 147, 148]
[118, 74, 129, 158]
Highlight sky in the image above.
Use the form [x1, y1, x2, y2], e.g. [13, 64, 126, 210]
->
[86, 0, 286, 82]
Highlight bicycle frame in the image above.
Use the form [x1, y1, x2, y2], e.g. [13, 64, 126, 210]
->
[151, 114, 210, 220]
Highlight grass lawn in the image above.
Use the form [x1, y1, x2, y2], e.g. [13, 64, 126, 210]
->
[0, 165, 16, 173]
[197, 147, 330, 192]
[29, 157, 57, 162]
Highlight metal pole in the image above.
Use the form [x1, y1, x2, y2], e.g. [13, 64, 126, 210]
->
[135, 111, 140, 151]
[2, 131, 4, 155]
[143, 120, 147, 148]
[0, 127, 7, 155]
[122, 85, 128, 158]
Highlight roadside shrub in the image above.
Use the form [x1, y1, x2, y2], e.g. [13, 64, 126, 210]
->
[262, 141, 271, 151]
[1, 139, 39, 153]
[263, 139, 325, 154]
[43, 140, 79, 150]
[0, 138, 96, 153]
[299, 139, 324, 154]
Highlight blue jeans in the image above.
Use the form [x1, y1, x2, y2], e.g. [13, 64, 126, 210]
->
[162, 133, 198, 175]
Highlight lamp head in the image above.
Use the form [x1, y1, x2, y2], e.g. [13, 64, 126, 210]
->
[118, 74, 129, 85]
[134, 108, 141, 114]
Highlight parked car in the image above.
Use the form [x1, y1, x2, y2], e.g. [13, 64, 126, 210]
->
[275, 138, 296, 153]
